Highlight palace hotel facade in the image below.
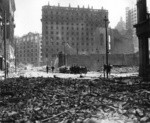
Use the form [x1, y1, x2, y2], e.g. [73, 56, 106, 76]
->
[41, 4, 108, 65]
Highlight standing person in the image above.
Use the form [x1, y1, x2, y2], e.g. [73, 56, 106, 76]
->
[6, 63, 9, 77]
[107, 64, 112, 76]
[103, 64, 106, 78]
[46, 65, 49, 73]
[51, 66, 55, 73]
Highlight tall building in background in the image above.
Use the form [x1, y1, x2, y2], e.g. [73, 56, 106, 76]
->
[126, 7, 138, 52]
[0, 0, 16, 69]
[115, 17, 126, 34]
[15, 32, 42, 66]
[41, 4, 108, 65]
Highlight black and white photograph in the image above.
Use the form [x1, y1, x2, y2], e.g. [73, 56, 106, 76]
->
[0, 0, 150, 122]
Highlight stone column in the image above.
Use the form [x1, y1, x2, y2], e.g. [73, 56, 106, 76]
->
[136, 0, 149, 78]
[138, 36, 149, 77]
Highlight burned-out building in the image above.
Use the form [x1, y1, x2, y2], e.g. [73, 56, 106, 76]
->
[15, 32, 42, 66]
[41, 4, 108, 65]
[0, 0, 16, 69]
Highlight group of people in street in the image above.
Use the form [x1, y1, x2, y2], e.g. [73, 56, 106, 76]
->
[45, 63, 112, 78]
[103, 64, 112, 78]
[46, 65, 55, 73]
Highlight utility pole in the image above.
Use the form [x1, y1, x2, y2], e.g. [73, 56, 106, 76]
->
[104, 15, 109, 79]
[15, 38, 17, 72]
[3, 11, 7, 80]
[63, 41, 66, 66]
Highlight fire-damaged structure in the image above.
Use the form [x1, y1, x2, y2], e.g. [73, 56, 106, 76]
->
[134, 0, 150, 79]
[0, 0, 16, 72]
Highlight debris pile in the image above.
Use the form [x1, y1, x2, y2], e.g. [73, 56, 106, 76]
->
[0, 77, 150, 123]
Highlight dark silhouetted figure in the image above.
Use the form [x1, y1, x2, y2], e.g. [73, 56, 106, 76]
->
[107, 64, 112, 75]
[51, 66, 55, 73]
[6, 63, 9, 77]
[46, 65, 49, 73]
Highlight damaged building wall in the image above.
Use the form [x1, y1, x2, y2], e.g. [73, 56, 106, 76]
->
[59, 54, 139, 71]
[110, 29, 134, 54]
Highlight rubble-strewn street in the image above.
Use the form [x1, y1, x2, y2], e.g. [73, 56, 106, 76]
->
[0, 66, 150, 123]
[1, 0, 150, 122]
[6, 66, 138, 79]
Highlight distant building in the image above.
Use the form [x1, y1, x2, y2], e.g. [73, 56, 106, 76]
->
[110, 29, 134, 54]
[41, 4, 108, 65]
[113, 16, 134, 54]
[126, 7, 137, 30]
[15, 33, 42, 66]
[126, 7, 138, 52]
[115, 17, 126, 34]
[0, 0, 16, 69]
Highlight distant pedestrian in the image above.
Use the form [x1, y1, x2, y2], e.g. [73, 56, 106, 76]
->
[103, 64, 107, 78]
[51, 66, 55, 73]
[46, 65, 49, 73]
[6, 63, 9, 76]
[107, 64, 112, 75]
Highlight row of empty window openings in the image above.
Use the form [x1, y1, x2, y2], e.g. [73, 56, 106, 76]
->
[45, 31, 94, 36]
[45, 42, 97, 46]
[44, 49, 100, 55]
[17, 59, 38, 63]
[44, 24, 95, 28]
[16, 53, 38, 57]
[18, 36, 39, 42]
[44, 21, 97, 27]
[44, 17, 100, 23]
[45, 37, 94, 41]
[17, 57, 38, 60]
[44, 11, 101, 17]
[16, 49, 38, 53]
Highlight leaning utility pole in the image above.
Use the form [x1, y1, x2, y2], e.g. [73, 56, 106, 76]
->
[3, 11, 7, 80]
[104, 15, 109, 79]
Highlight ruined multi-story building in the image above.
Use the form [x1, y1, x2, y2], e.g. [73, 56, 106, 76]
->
[15, 32, 42, 66]
[126, 7, 138, 52]
[115, 17, 126, 34]
[0, 0, 16, 69]
[112, 16, 134, 54]
[41, 4, 108, 65]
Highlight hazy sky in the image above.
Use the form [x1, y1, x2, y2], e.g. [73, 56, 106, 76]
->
[14, 0, 139, 37]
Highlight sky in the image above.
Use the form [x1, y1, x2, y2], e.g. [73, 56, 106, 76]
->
[14, 0, 141, 37]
